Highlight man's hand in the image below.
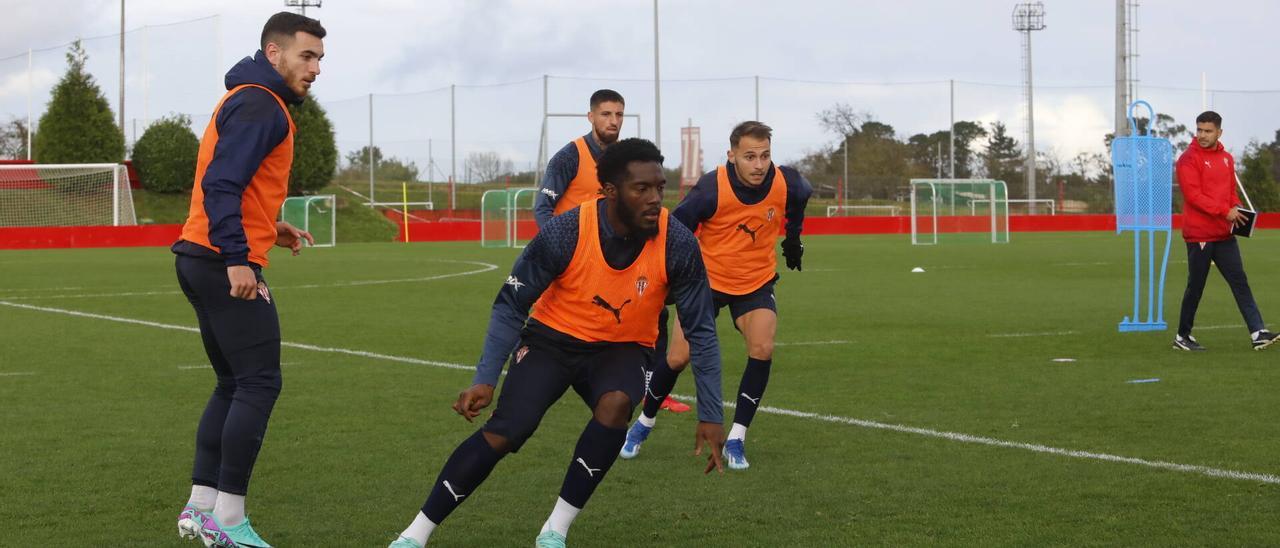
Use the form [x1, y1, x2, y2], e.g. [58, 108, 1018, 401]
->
[781, 237, 804, 271]
[453, 384, 495, 422]
[693, 421, 725, 474]
[275, 221, 315, 256]
[1227, 207, 1248, 228]
[226, 265, 258, 300]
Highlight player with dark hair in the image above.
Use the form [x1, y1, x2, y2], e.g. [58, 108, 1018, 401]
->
[533, 90, 691, 414]
[1172, 110, 1278, 351]
[171, 10, 324, 548]
[389, 138, 725, 548]
[621, 121, 813, 471]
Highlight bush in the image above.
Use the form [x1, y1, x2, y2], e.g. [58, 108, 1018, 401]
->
[34, 41, 124, 166]
[132, 115, 199, 193]
[287, 97, 337, 195]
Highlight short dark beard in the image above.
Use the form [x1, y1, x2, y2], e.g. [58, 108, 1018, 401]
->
[595, 129, 619, 146]
[614, 195, 658, 239]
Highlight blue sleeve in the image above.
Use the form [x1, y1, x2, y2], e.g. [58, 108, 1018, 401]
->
[780, 166, 813, 240]
[472, 209, 579, 386]
[671, 171, 718, 233]
[665, 219, 723, 423]
[534, 142, 579, 227]
[201, 87, 289, 266]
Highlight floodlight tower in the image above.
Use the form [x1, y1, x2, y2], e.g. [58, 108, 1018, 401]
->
[1013, 2, 1045, 213]
[286, 0, 322, 16]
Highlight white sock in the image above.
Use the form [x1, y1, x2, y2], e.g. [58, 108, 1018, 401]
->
[1253, 330, 1263, 340]
[186, 485, 217, 511]
[728, 423, 748, 442]
[637, 413, 656, 428]
[540, 497, 581, 537]
[399, 511, 436, 545]
[213, 492, 246, 527]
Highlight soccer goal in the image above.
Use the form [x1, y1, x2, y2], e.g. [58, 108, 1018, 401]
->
[0, 164, 136, 227]
[481, 188, 538, 248]
[281, 195, 336, 247]
[910, 178, 1009, 245]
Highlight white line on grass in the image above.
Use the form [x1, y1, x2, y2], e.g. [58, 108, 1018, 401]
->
[775, 340, 851, 346]
[0, 371, 37, 377]
[988, 330, 1080, 338]
[0, 301, 476, 373]
[5, 300, 1279, 486]
[0, 260, 499, 301]
[178, 362, 300, 370]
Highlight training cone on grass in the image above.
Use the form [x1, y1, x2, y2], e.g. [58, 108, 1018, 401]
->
[911, 267, 925, 273]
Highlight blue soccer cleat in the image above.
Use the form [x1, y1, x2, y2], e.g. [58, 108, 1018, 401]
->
[722, 438, 750, 470]
[619, 421, 652, 459]
[535, 530, 567, 548]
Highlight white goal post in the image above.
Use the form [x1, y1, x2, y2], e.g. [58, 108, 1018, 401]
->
[0, 164, 136, 227]
[910, 178, 1010, 245]
[281, 195, 336, 247]
[826, 205, 901, 217]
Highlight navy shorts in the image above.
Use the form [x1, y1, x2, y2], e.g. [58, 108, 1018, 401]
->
[712, 277, 778, 324]
[482, 338, 648, 452]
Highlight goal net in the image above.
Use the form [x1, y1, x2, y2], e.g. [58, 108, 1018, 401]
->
[281, 195, 336, 247]
[481, 188, 538, 248]
[910, 179, 1009, 244]
[0, 164, 136, 227]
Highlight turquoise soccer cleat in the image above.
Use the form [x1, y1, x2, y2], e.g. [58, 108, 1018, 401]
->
[199, 515, 272, 548]
[535, 530, 567, 548]
[177, 505, 209, 541]
[389, 535, 425, 548]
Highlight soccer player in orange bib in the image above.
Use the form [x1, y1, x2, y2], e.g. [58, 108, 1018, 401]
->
[170, 12, 323, 548]
[534, 89, 691, 415]
[389, 139, 725, 548]
[620, 121, 812, 470]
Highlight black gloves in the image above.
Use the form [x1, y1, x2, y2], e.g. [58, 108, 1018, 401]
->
[781, 237, 803, 271]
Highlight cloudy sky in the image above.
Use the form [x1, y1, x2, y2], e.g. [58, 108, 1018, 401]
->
[2, 0, 1279, 180]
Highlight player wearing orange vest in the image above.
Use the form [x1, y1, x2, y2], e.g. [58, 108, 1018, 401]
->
[533, 89, 625, 227]
[170, 12, 324, 548]
[389, 139, 725, 548]
[533, 90, 691, 415]
[620, 121, 812, 471]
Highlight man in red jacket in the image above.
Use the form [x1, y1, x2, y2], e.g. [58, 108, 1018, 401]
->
[1173, 110, 1277, 351]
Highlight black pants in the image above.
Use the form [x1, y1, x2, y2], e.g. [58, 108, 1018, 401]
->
[1178, 237, 1265, 336]
[175, 254, 282, 496]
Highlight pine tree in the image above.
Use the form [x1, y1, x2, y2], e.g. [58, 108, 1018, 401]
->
[34, 41, 124, 165]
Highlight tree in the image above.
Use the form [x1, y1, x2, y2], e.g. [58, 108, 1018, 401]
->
[464, 151, 514, 184]
[131, 114, 199, 193]
[981, 121, 1023, 192]
[1239, 141, 1280, 212]
[34, 40, 124, 165]
[342, 145, 421, 183]
[287, 96, 338, 195]
[0, 118, 30, 160]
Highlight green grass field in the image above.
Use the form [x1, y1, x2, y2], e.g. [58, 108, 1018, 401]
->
[3, 231, 1280, 546]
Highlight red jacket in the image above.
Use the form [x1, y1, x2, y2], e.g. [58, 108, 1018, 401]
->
[1176, 141, 1239, 242]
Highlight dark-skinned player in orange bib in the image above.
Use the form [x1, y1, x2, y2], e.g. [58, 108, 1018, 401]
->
[388, 139, 725, 548]
[620, 121, 812, 471]
[534, 89, 692, 415]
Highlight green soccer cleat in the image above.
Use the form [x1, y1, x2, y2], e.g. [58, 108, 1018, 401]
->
[389, 536, 425, 548]
[200, 515, 272, 548]
[535, 530, 567, 548]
